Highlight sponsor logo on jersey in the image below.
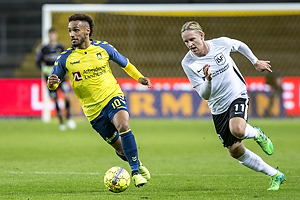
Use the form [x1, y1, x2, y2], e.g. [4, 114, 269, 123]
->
[73, 72, 83, 81]
[70, 60, 80, 65]
[212, 64, 229, 77]
[214, 53, 226, 65]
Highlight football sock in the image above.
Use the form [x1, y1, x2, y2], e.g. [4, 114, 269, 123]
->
[115, 150, 128, 161]
[242, 124, 258, 139]
[120, 129, 139, 172]
[237, 148, 277, 176]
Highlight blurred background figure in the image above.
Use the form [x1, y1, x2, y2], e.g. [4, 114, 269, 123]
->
[35, 28, 76, 131]
[264, 70, 284, 117]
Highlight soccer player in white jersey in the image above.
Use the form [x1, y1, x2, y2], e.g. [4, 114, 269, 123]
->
[48, 13, 151, 187]
[181, 21, 285, 191]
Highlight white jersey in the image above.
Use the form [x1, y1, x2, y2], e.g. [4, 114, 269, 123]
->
[181, 37, 258, 115]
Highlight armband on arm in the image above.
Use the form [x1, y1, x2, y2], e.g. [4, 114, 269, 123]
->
[47, 79, 60, 90]
[122, 62, 144, 81]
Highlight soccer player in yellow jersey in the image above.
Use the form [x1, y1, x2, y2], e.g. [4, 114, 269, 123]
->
[47, 13, 152, 187]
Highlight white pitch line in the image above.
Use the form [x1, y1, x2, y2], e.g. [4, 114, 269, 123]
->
[4, 171, 299, 178]
[4, 171, 101, 175]
[5, 171, 298, 177]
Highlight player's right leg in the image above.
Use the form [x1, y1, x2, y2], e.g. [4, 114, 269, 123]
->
[213, 102, 283, 190]
[268, 167, 286, 191]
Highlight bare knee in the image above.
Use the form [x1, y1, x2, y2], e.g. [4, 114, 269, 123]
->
[113, 110, 130, 133]
[229, 118, 247, 139]
[231, 125, 245, 139]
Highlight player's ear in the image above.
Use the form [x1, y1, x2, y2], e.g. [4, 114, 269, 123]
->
[86, 27, 90, 36]
[200, 31, 205, 39]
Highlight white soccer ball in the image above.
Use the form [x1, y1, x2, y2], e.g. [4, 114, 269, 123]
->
[104, 166, 130, 193]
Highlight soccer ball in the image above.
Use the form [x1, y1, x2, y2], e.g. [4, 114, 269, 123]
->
[104, 166, 130, 193]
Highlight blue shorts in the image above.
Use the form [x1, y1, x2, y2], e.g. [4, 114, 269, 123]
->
[90, 95, 129, 144]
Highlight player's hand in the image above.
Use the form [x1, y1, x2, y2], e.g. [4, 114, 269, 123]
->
[203, 64, 212, 81]
[138, 77, 153, 88]
[254, 60, 272, 73]
[48, 74, 60, 87]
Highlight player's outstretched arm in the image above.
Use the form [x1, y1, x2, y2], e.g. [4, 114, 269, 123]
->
[122, 62, 152, 88]
[138, 77, 153, 88]
[254, 60, 272, 73]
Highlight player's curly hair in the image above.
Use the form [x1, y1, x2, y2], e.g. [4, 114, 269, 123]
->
[68, 13, 94, 37]
[181, 21, 203, 34]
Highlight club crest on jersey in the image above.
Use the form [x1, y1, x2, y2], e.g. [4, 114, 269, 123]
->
[73, 72, 82, 81]
[96, 53, 102, 60]
[214, 53, 226, 65]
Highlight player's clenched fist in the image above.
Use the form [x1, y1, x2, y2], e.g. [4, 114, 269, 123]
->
[47, 74, 60, 90]
[203, 64, 212, 81]
[138, 77, 153, 88]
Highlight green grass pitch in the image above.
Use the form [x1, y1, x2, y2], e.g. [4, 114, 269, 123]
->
[0, 118, 299, 200]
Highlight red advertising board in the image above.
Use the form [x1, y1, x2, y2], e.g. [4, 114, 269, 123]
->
[0, 78, 42, 117]
[0, 77, 299, 117]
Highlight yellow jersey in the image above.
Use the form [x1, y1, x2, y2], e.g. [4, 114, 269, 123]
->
[51, 40, 129, 121]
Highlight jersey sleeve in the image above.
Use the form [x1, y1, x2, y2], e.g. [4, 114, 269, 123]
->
[50, 53, 67, 80]
[224, 37, 258, 65]
[99, 42, 128, 67]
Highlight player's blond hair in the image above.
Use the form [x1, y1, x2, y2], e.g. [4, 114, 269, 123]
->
[181, 21, 203, 34]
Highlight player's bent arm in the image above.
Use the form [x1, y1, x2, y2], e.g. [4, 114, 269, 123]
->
[194, 81, 211, 100]
[234, 40, 272, 72]
[236, 41, 258, 65]
[122, 61, 144, 81]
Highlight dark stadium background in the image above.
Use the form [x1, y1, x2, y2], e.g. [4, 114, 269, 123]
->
[0, 0, 299, 118]
[0, 0, 299, 78]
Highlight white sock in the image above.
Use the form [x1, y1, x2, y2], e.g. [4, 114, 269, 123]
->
[237, 148, 277, 177]
[243, 124, 258, 139]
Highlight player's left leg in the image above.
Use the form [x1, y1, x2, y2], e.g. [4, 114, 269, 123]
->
[112, 110, 148, 187]
[228, 141, 285, 190]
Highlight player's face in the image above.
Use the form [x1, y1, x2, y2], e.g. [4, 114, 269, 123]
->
[68, 20, 90, 48]
[182, 30, 206, 57]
